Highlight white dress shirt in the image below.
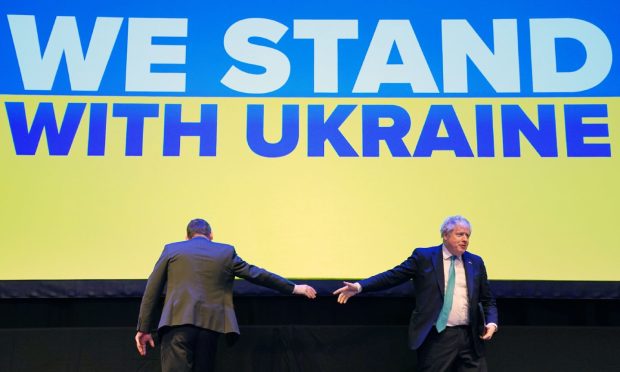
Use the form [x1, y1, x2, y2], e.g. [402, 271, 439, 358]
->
[442, 245, 469, 326]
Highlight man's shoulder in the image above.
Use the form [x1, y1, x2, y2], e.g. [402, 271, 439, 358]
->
[164, 238, 235, 251]
[412, 246, 484, 260]
[207, 240, 236, 251]
[462, 250, 485, 266]
[412, 245, 442, 256]
[163, 239, 190, 250]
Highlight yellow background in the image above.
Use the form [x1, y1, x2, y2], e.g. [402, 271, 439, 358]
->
[0, 96, 617, 280]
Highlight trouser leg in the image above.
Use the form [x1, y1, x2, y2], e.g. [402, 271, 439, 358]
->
[160, 326, 197, 372]
[193, 328, 221, 372]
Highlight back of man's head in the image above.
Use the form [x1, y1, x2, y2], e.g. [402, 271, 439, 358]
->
[187, 218, 212, 238]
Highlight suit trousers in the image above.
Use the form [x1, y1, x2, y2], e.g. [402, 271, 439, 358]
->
[416, 326, 487, 372]
[160, 325, 221, 372]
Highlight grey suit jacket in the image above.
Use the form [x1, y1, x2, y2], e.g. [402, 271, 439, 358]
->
[359, 245, 497, 356]
[137, 237, 295, 335]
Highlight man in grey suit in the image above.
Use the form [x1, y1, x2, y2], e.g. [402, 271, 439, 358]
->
[334, 215, 497, 371]
[135, 218, 316, 372]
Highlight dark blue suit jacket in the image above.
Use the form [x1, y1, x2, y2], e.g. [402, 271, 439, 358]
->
[359, 244, 497, 356]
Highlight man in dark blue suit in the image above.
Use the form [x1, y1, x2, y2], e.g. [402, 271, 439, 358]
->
[334, 215, 497, 371]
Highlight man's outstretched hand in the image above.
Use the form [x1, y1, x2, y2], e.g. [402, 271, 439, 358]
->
[293, 284, 317, 299]
[333, 281, 361, 304]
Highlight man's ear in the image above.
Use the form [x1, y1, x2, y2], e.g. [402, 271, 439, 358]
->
[208, 232, 214, 241]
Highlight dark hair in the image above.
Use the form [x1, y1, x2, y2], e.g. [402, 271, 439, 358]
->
[186, 218, 212, 238]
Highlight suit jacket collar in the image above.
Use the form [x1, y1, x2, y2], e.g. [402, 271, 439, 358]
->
[462, 251, 475, 301]
[431, 245, 445, 296]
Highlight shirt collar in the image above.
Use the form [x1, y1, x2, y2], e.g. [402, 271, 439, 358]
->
[442, 244, 461, 261]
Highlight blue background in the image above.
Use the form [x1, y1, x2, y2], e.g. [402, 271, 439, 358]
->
[0, 0, 618, 97]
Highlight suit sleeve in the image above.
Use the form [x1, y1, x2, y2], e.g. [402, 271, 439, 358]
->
[478, 258, 498, 326]
[359, 249, 418, 292]
[136, 247, 170, 332]
[231, 249, 295, 294]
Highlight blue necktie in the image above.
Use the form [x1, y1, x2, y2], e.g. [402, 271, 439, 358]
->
[436, 255, 456, 332]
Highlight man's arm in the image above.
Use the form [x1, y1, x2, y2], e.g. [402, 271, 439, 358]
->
[478, 258, 498, 340]
[333, 250, 418, 304]
[232, 249, 316, 299]
[135, 247, 170, 355]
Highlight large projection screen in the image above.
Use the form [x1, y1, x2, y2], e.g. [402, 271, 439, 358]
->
[0, 1, 618, 288]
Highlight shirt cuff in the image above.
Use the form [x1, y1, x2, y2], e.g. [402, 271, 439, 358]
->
[354, 282, 362, 293]
[486, 322, 498, 331]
